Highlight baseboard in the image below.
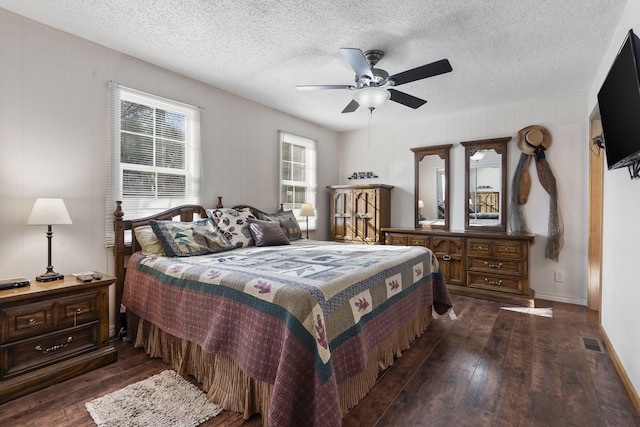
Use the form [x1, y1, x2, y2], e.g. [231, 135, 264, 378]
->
[599, 324, 640, 417]
[534, 291, 586, 306]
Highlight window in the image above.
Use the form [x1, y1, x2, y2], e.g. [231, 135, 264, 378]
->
[106, 82, 202, 245]
[279, 131, 317, 229]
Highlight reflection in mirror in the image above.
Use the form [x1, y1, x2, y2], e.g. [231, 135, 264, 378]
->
[411, 144, 452, 230]
[469, 150, 501, 227]
[461, 137, 511, 231]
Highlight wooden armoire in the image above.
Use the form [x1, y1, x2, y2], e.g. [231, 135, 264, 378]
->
[327, 184, 392, 244]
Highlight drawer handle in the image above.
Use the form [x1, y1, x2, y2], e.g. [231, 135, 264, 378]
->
[28, 318, 36, 324]
[477, 245, 484, 250]
[73, 307, 83, 327]
[484, 278, 503, 286]
[484, 261, 503, 269]
[442, 254, 452, 261]
[35, 336, 73, 354]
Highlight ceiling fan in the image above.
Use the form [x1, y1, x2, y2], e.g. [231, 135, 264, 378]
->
[296, 48, 452, 113]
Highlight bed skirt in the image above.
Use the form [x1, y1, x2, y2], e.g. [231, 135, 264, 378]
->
[127, 306, 433, 425]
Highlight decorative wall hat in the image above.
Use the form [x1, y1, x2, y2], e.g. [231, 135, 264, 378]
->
[516, 125, 551, 157]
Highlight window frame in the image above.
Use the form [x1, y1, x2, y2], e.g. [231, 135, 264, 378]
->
[278, 131, 317, 229]
[106, 82, 202, 246]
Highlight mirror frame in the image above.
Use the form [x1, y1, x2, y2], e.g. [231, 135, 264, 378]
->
[411, 144, 452, 230]
[461, 137, 511, 231]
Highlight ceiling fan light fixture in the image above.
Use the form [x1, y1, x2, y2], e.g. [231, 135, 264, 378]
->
[470, 150, 488, 161]
[354, 87, 391, 111]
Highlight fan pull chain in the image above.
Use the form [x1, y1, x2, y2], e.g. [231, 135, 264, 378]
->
[368, 109, 372, 150]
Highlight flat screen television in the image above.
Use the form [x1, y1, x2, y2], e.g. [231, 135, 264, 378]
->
[597, 29, 640, 171]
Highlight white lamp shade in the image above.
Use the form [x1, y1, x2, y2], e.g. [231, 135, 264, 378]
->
[354, 87, 391, 110]
[26, 198, 72, 225]
[418, 200, 425, 208]
[299, 203, 315, 217]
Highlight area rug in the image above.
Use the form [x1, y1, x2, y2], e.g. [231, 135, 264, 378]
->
[85, 370, 223, 427]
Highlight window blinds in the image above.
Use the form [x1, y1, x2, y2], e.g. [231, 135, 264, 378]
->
[105, 82, 203, 246]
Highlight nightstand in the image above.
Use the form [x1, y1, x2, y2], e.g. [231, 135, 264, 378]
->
[0, 273, 117, 403]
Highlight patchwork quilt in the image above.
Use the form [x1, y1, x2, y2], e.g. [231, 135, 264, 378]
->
[122, 241, 451, 427]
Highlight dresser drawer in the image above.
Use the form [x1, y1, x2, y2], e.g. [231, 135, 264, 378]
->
[408, 236, 430, 247]
[467, 238, 524, 259]
[468, 257, 524, 276]
[467, 272, 524, 294]
[1, 323, 99, 379]
[57, 292, 100, 328]
[2, 301, 55, 342]
[494, 241, 523, 259]
[386, 234, 408, 246]
[467, 239, 493, 256]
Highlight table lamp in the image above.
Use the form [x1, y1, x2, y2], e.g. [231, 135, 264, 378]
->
[299, 203, 315, 239]
[26, 198, 72, 282]
[418, 200, 426, 221]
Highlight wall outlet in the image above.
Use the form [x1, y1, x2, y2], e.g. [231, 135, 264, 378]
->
[554, 271, 565, 283]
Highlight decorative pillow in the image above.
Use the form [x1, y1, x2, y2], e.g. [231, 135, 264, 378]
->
[205, 207, 256, 248]
[150, 218, 233, 257]
[260, 210, 303, 240]
[133, 225, 167, 256]
[247, 218, 290, 247]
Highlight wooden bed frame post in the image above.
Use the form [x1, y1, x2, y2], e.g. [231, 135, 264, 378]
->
[113, 201, 126, 336]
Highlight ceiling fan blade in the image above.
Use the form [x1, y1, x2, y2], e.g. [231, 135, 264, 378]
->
[341, 99, 360, 113]
[390, 59, 452, 86]
[388, 89, 427, 109]
[340, 48, 374, 80]
[296, 84, 353, 90]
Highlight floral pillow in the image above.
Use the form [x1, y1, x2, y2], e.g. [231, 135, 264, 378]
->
[206, 207, 256, 248]
[149, 218, 233, 257]
[259, 210, 302, 241]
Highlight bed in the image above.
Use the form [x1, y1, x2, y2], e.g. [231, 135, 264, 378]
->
[113, 201, 452, 427]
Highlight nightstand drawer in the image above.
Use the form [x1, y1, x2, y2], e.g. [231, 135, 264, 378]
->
[58, 292, 99, 328]
[3, 302, 55, 342]
[1, 323, 99, 379]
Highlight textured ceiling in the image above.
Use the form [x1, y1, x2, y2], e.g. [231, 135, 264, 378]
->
[0, 0, 630, 132]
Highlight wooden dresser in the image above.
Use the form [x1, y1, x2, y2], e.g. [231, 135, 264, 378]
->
[327, 184, 392, 244]
[383, 228, 535, 306]
[0, 274, 117, 403]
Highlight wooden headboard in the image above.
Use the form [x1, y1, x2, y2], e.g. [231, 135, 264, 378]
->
[112, 199, 279, 335]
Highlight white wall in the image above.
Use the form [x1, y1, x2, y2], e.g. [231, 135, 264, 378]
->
[588, 0, 640, 403]
[338, 92, 589, 305]
[0, 10, 339, 329]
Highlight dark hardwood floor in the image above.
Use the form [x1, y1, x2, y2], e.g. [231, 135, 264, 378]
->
[1, 295, 638, 426]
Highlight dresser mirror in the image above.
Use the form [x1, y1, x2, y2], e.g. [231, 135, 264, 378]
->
[411, 144, 451, 230]
[461, 137, 511, 231]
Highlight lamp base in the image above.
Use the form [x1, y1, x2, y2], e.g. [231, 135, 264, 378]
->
[36, 272, 64, 282]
